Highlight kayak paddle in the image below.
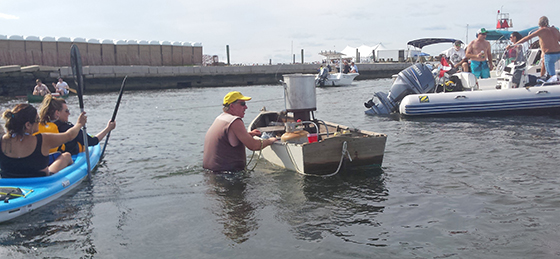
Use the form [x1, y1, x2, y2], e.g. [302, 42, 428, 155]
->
[101, 75, 127, 158]
[70, 44, 91, 180]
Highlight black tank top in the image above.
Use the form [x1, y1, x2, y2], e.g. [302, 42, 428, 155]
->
[0, 134, 49, 178]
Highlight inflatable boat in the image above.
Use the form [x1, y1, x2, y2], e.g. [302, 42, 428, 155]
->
[364, 63, 560, 116]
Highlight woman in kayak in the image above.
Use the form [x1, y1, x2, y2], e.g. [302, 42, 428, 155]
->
[0, 104, 86, 178]
[37, 95, 116, 155]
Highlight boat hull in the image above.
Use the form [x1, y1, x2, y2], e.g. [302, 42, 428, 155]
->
[399, 84, 560, 116]
[317, 73, 359, 87]
[249, 111, 386, 175]
[0, 144, 102, 223]
[262, 133, 386, 175]
[27, 93, 69, 103]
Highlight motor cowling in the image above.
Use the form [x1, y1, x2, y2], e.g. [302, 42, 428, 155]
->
[365, 63, 435, 115]
[315, 67, 330, 87]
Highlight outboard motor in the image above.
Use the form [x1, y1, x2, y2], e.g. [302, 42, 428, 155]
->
[315, 67, 330, 87]
[364, 63, 435, 115]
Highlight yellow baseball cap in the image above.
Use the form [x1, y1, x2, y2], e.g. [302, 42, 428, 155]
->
[223, 91, 252, 105]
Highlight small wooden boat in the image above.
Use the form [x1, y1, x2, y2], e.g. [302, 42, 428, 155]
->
[249, 110, 387, 176]
[0, 144, 101, 223]
[27, 93, 69, 103]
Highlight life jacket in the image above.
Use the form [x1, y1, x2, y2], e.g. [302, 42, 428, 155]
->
[35, 122, 66, 153]
[58, 133, 88, 154]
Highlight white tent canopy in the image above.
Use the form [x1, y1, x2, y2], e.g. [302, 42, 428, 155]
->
[339, 43, 388, 62]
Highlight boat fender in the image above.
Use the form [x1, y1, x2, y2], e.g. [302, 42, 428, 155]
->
[281, 130, 309, 143]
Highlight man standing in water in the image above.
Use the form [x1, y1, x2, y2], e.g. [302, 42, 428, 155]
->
[507, 16, 560, 79]
[203, 91, 277, 172]
[466, 28, 494, 79]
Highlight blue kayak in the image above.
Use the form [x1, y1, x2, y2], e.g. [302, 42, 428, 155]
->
[0, 144, 102, 223]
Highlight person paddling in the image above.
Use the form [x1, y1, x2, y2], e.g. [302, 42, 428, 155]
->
[0, 104, 86, 178]
[37, 95, 116, 155]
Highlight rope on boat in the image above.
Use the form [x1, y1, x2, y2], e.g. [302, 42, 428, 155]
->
[251, 139, 353, 177]
[246, 138, 264, 171]
[302, 141, 352, 177]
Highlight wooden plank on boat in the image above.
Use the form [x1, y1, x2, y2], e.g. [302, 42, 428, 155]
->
[303, 135, 386, 168]
[257, 125, 285, 132]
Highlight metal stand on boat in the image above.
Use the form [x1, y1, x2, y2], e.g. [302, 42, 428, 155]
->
[282, 74, 319, 133]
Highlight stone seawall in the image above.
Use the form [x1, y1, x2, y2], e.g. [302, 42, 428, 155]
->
[0, 63, 411, 96]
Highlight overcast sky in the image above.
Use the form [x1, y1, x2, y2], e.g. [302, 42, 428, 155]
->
[1, 0, 558, 65]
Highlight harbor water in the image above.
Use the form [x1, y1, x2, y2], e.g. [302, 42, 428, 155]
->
[1, 78, 560, 258]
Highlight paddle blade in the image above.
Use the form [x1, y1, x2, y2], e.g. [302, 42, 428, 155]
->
[111, 76, 127, 121]
[70, 44, 85, 109]
[68, 87, 78, 94]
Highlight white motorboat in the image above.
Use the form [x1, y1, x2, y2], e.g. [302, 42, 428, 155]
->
[316, 51, 359, 87]
[364, 63, 560, 116]
[249, 74, 386, 176]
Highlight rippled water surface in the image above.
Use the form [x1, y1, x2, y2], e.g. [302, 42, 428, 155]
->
[1, 79, 560, 258]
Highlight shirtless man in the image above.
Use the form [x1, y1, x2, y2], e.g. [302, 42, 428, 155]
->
[466, 28, 493, 79]
[507, 16, 560, 78]
[33, 79, 51, 96]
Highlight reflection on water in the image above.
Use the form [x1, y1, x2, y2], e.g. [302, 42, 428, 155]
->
[203, 165, 389, 247]
[204, 172, 258, 244]
[2, 79, 560, 257]
[0, 183, 96, 257]
[273, 167, 388, 245]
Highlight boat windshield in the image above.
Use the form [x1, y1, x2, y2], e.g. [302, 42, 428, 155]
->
[501, 44, 527, 65]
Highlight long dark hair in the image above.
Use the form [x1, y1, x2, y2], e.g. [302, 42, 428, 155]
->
[2, 104, 38, 136]
[511, 32, 523, 43]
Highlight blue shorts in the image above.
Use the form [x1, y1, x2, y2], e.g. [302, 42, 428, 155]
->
[544, 52, 560, 77]
[471, 60, 490, 79]
[48, 152, 61, 164]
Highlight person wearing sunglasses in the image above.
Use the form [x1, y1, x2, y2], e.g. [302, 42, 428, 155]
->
[466, 28, 494, 79]
[505, 31, 525, 65]
[36, 94, 116, 156]
[203, 91, 277, 172]
[0, 104, 86, 178]
[445, 40, 469, 72]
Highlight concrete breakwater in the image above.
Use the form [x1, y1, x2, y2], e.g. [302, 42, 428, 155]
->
[0, 63, 411, 96]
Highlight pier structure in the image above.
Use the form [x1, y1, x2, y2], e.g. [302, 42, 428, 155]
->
[0, 63, 411, 96]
